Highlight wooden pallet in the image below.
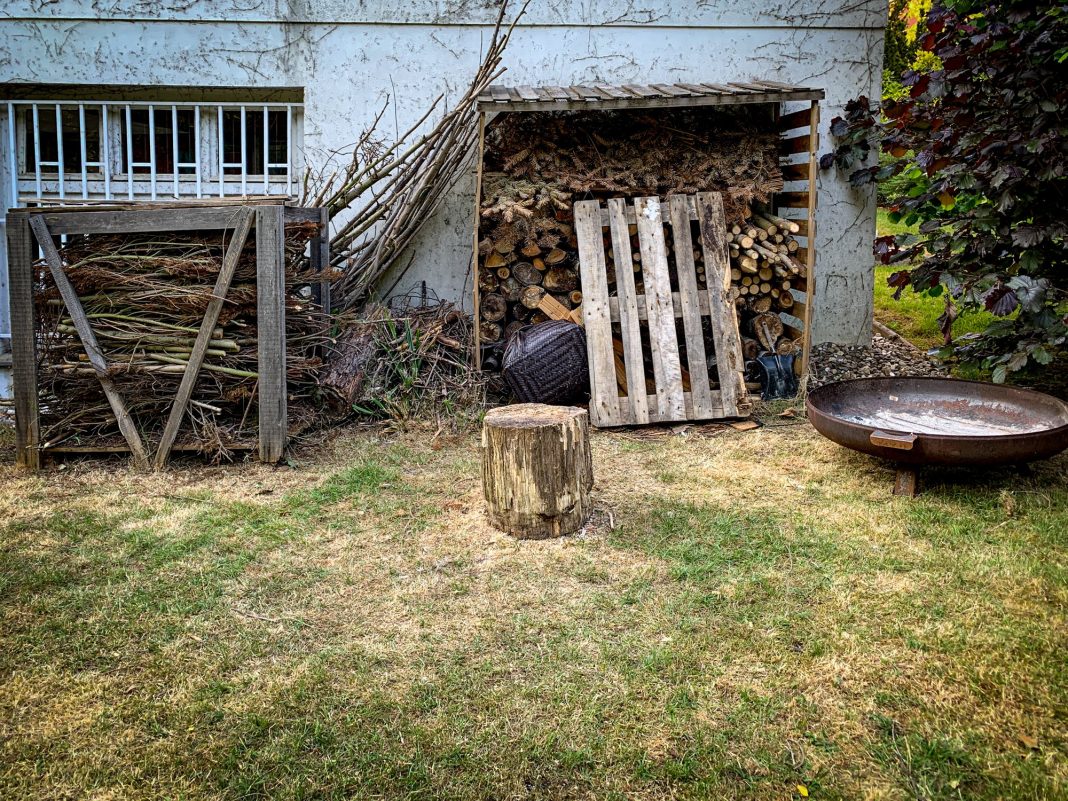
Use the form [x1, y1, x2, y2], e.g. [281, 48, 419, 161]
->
[573, 192, 751, 427]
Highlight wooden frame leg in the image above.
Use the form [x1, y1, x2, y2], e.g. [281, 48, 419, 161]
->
[256, 205, 287, 463]
[893, 467, 919, 498]
[7, 214, 40, 471]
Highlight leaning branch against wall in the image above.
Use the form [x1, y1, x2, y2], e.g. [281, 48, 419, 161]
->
[307, 0, 532, 311]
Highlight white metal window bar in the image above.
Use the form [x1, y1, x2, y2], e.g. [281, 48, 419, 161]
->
[4, 99, 302, 207]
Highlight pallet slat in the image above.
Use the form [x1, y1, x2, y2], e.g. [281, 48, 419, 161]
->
[776, 192, 810, 208]
[778, 108, 814, 131]
[779, 162, 809, 181]
[607, 198, 649, 425]
[782, 134, 815, 155]
[668, 195, 714, 418]
[695, 192, 746, 416]
[635, 197, 686, 421]
[575, 200, 621, 426]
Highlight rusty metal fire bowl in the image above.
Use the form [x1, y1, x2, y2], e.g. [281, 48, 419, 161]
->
[806, 377, 1068, 470]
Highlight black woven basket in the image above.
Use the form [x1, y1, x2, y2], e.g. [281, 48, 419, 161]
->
[502, 321, 589, 404]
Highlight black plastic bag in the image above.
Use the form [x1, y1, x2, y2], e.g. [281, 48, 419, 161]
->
[502, 321, 589, 404]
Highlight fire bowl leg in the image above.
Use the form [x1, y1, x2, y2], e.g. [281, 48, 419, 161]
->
[893, 467, 919, 498]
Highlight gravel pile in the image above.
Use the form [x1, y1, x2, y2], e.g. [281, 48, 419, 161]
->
[808, 332, 946, 389]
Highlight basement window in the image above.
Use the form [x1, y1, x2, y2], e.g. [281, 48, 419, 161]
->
[5, 96, 302, 203]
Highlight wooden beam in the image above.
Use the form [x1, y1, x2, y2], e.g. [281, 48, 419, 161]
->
[7, 214, 40, 470]
[153, 208, 254, 469]
[28, 214, 150, 469]
[475, 88, 825, 113]
[13, 205, 267, 236]
[802, 100, 820, 376]
[256, 205, 288, 463]
[309, 206, 331, 312]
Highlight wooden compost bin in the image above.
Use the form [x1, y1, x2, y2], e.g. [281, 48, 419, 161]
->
[470, 80, 822, 376]
[6, 200, 329, 470]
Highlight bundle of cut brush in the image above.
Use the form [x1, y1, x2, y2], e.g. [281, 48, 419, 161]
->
[476, 107, 785, 360]
[33, 221, 334, 460]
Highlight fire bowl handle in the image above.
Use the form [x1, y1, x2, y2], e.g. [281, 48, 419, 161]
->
[870, 430, 917, 450]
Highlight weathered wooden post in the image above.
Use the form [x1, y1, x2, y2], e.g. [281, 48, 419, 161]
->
[481, 403, 593, 539]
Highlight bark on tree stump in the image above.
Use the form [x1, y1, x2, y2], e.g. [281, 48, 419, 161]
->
[481, 403, 593, 539]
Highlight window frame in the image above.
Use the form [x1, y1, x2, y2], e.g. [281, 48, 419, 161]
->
[5, 99, 303, 204]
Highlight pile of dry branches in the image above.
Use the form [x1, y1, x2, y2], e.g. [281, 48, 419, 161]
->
[320, 295, 485, 425]
[34, 223, 332, 459]
[305, 1, 532, 310]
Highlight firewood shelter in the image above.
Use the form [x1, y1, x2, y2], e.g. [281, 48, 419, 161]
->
[471, 80, 823, 425]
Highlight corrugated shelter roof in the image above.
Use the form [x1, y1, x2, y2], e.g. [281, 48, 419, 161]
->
[476, 81, 824, 112]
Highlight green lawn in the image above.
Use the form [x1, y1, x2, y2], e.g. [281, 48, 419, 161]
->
[873, 209, 994, 351]
[2, 424, 1066, 800]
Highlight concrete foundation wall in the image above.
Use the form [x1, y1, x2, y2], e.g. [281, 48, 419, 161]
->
[0, 0, 885, 349]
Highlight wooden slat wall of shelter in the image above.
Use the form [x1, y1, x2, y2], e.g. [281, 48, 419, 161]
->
[574, 194, 750, 428]
[776, 100, 819, 370]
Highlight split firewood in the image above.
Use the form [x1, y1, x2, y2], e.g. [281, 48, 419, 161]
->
[480, 293, 507, 322]
[512, 261, 542, 286]
[776, 337, 802, 356]
[750, 296, 772, 313]
[741, 337, 760, 360]
[544, 248, 567, 265]
[479, 271, 499, 293]
[543, 267, 578, 293]
[520, 285, 547, 309]
[499, 277, 522, 302]
[750, 312, 784, 351]
[520, 243, 542, 258]
[480, 321, 503, 343]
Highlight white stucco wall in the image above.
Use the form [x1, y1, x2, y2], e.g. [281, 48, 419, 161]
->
[0, 0, 886, 350]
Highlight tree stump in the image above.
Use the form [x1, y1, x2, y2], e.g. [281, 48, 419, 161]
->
[481, 403, 593, 539]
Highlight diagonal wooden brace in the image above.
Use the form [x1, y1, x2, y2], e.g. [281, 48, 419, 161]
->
[28, 214, 151, 469]
[153, 207, 255, 469]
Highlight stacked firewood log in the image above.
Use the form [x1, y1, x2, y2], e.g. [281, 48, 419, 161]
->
[477, 202, 805, 361]
[727, 205, 806, 359]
